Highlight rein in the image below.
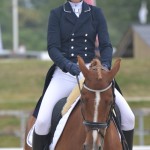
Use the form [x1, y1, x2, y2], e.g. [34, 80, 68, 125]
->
[76, 75, 116, 150]
[76, 76, 115, 131]
[82, 83, 115, 130]
[76, 75, 129, 150]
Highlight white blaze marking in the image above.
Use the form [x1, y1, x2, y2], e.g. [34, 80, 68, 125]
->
[92, 130, 98, 149]
[92, 91, 101, 147]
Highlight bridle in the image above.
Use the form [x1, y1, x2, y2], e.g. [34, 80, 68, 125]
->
[76, 76, 116, 148]
[82, 82, 114, 129]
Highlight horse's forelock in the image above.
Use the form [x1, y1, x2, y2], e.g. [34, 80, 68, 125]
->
[90, 58, 102, 79]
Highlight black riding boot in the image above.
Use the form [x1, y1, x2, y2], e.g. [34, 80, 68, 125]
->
[123, 129, 134, 150]
[32, 130, 49, 150]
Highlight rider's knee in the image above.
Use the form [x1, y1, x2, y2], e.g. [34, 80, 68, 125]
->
[128, 111, 135, 128]
[122, 111, 135, 130]
[35, 118, 50, 135]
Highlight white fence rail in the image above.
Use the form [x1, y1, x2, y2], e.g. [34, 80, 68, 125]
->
[0, 110, 30, 147]
[1, 147, 150, 150]
[0, 108, 150, 147]
[133, 108, 150, 145]
[0, 149, 22, 150]
[134, 146, 150, 150]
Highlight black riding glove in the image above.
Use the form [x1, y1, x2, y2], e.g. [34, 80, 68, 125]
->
[64, 61, 80, 76]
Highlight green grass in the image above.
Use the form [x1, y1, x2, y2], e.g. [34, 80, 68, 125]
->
[0, 59, 53, 102]
[115, 58, 150, 97]
[0, 117, 20, 129]
[0, 136, 20, 147]
[0, 101, 36, 110]
[129, 101, 150, 108]
[0, 58, 150, 147]
[0, 58, 150, 101]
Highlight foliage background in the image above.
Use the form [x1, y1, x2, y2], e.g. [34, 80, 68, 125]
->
[0, 0, 150, 51]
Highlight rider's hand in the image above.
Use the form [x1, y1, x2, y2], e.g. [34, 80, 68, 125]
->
[64, 62, 80, 76]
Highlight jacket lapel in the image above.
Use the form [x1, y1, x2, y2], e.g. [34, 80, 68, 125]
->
[73, 2, 91, 33]
[63, 2, 78, 25]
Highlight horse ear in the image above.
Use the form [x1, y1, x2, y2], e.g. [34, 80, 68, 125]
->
[108, 58, 121, 82]
[77, 55, 89, 78]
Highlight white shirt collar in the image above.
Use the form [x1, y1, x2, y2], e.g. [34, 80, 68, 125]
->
[69, 1, 83, 17]
[69, 1, 83, 8]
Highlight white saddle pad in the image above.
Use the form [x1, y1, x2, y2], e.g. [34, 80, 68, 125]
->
[26, 124, 35, 147]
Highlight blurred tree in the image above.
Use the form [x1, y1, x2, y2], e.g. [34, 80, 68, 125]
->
[97, 0, 150, 46]
[0, 0, 13, 49]
[0, 0, 149, 50]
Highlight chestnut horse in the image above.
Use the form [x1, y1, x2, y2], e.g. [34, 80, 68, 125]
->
[24, 56, 122, 150]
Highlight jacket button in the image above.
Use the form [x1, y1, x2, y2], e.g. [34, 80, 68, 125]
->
[85, 54, 87, 56]
[84, 39, 87, 42]
[72, 33, 75, 36]
[71, 39, 74, 41]
[85, 47, 87, 50]
[85, 34, 88, 36]
[71, 46, 74, 49]
[71, 53, 74, 56]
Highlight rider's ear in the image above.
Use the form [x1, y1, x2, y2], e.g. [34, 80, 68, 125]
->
[108, 58, 121, 82]
[77, 55, 89, 78]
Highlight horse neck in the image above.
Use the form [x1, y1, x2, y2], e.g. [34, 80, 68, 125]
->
[104, 121, 122, 150]
[56, 103, 86, 150]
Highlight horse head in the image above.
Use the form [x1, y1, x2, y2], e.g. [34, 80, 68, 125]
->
[77, 56, 121, 150]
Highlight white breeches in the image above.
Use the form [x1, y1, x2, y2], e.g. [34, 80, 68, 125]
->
[34, 67, 135, 135]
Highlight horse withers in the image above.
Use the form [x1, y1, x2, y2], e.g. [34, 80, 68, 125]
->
[24, 56, 122, 150]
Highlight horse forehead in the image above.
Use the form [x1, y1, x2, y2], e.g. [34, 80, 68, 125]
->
[89, 69, 108, 79]
[85, 78, 108, 89]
